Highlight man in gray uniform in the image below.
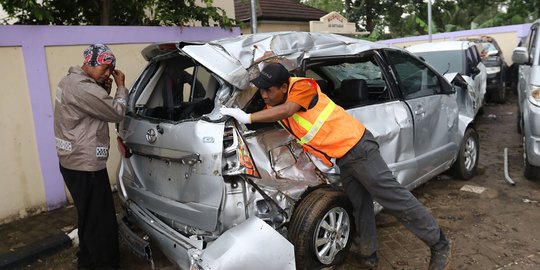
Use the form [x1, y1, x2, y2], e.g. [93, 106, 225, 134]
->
[54, 44, 128, 269]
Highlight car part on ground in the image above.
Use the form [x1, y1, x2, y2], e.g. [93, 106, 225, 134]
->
[116, 31, 480, 269]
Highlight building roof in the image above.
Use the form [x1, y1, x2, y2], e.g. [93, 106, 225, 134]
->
[234, 0, 327, 22]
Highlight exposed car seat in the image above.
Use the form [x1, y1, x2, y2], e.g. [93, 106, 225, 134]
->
[339, 79, 370, 108]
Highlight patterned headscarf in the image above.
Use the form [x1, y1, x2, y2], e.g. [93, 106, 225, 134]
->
[83, 44, 116, 68]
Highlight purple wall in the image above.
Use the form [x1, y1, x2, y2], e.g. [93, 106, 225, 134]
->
[0, 25, 240, 210]
[378, 23, 532, 46]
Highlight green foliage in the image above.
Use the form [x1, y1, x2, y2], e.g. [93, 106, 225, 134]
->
[0, 0, 237, 27]
[304, 0, 540, 41]
[301, 0, 344, 14]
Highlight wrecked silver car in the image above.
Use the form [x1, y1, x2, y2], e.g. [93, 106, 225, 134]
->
[116, 32, 479, 270]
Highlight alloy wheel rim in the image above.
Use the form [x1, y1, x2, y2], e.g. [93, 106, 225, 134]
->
[314, 207, 350, 264]
[464, 136, 478, 171]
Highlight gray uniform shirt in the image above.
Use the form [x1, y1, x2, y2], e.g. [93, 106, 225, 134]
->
[54, 66, 128, 171]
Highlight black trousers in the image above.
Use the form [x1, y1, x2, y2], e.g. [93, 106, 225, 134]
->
[60, 164, 119, 269]
[336, 130, 441, 256]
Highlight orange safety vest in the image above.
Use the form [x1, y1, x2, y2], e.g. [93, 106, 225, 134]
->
[278, 77, 366, 166]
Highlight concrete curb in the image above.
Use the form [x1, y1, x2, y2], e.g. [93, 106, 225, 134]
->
[0, 233, 71, 269]
[0, 229, 77, 269]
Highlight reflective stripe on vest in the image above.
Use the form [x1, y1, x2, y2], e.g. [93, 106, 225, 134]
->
[294, 100, 336, 145]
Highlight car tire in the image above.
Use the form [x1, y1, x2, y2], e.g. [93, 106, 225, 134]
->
[523, 136, 540, 180]
[451, 128, 479, 180]
[288, 187, 353, 270]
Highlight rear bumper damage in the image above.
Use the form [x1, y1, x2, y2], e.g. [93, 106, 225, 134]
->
[119, 200, 296, 270]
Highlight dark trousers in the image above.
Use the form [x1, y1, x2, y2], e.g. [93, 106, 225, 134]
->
[336, 130, 441, 256]
[60, 164, 119, 269]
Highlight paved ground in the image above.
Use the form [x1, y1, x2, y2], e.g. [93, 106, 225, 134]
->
[3, 93, 540, 269]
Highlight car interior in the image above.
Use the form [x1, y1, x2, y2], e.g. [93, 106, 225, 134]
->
[132, 56, 218, 121]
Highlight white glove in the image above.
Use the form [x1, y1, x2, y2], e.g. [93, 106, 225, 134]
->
[220, 107, 252, 124]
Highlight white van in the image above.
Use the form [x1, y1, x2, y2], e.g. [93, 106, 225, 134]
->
[513, 19, 540, 179]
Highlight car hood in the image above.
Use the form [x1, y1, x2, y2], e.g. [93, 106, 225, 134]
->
[181, 31, 388, 90]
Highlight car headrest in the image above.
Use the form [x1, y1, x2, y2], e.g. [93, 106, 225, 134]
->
[340, 79, 369, 102]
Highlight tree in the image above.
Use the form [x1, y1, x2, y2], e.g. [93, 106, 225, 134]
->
[301, 0, 344, 14]
[0, 0, 237, 27]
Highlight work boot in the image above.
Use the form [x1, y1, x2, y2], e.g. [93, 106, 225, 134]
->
[428, 231, 451, 270]
[354, 252, 379, 270]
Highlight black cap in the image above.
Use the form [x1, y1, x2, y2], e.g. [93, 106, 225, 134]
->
[251, 63, 290, 89]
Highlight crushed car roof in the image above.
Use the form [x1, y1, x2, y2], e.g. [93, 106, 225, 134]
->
[179, 31, 389, 90]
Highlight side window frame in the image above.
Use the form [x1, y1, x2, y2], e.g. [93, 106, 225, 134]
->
[384, 49, 444, 100]
[529, 25, 538, 65]
[465, 48, 475, 75]
[300, 52, 397, 108]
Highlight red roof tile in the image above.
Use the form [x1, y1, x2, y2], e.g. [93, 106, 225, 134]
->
[235, 0, 327, 22]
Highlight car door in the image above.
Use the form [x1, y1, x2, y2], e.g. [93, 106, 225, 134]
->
[518, 23, 537, 114]
[118, 52, 226, 232]
[384, 49, 459, 183]
[303, 51, 417, 187]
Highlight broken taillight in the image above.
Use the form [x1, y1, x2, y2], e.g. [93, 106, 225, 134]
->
[222, 121, 260, 178]
[117, 136, 132, 158]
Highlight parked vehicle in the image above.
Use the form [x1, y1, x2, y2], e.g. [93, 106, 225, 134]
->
[116, 32, 479, 270]
[462, 36, 509, 103]
[512, 19, 540, 179]
[406, 40, 487, 115]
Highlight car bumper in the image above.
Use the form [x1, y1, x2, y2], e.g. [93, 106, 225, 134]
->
[119, 200, 296, 270]
[119, 200, 201, 270]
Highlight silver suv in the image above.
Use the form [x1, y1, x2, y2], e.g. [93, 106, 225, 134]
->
[117, 32, 479, 269]
[513, 19, 540, 179]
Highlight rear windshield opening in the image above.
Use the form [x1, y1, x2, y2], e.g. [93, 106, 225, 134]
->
[131, 55, 219, 121]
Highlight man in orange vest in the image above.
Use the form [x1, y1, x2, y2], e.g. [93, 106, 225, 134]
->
[220, 63, 450, 270]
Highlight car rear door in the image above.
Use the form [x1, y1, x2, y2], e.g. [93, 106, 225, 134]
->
[118, 51, 226, 232]
[384, 49, 459, 182]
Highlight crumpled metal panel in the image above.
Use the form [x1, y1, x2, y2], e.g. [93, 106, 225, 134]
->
[195, 217, 295, 270]
[182, 32, 388, 90]
[346, 102, 417, 185]
[444, 72, 475, 136]
[241, 127, 325, 200]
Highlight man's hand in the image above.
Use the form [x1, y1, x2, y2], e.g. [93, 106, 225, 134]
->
[220, 108, 252, 124]
[112, 69, 125, 88]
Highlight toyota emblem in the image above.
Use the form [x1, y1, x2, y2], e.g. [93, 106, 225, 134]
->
[146, 129, 157, 143]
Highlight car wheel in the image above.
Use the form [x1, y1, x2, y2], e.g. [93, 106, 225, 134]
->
[451, 128, 479, 180]
[288, 187, 353, 270]
[523, 136, 540, 180]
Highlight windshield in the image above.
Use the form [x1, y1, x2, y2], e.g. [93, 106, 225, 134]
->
[414, 50, 464, 74]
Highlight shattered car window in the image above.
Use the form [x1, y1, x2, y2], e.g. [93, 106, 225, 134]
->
[132, 56, 218, 121]
[305, 56, 390, 108]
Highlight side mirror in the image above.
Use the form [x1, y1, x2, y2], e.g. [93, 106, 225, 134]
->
[512, 47, 529, 64]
